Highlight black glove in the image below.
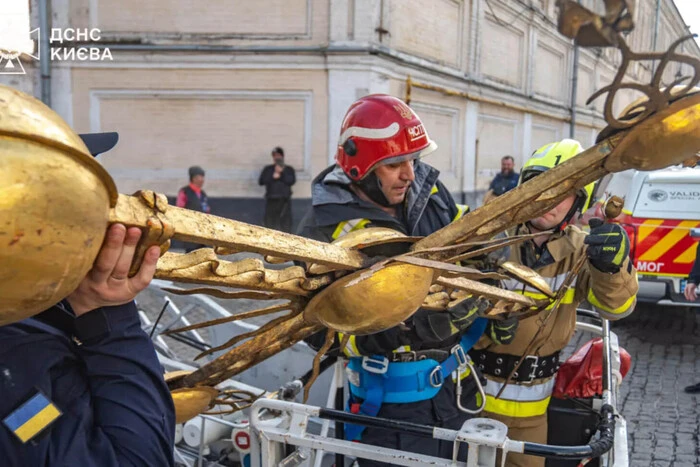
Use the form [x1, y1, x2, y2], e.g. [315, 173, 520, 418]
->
[448, 296, 492, 333]
[584, 219, 630, 273]
[486, 316, 518, 345]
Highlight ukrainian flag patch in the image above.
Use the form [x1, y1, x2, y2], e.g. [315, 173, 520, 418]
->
[3, 391, 61, 443]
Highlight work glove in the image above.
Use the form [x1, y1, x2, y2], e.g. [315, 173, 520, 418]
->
[412, 297, 491, 345]
[448, 296, 492, 334]
[584, 219, 630, 273]
[486, 315, 518, 346]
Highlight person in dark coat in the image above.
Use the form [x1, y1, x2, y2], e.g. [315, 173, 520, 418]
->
[0, 133, 175, 466]
[683, 242, 700, 394]
[177, 165, 211, 252]
[297, 95, 516, 466]
[259, 147, 296, 232]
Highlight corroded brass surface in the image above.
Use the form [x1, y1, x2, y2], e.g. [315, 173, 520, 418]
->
[330, 227, 421, 250]
[413, 100, 699, 254]
[499, 262, 555, 298]
[175, 313, 322, 389]
[170, 386, 219, 424]
[4, 0, 700, 419]
[111, 193, 368, 271]
[413, 140, 615, 252]
[166, 370, 220, 423]
[557, 0, 635, 47]
[303, 262, 435, 335]
[436, 276, 539, 308]
[603, 92, 700, 172]
[603, 195, 625, 219]
[156, 250, 318, 296]
[589, 37, 700, 132]
[308, 227, 420, 274]
[0, 86, 117, 324]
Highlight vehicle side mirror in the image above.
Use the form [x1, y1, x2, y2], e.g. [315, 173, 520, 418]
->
[690, 228, 700, 239]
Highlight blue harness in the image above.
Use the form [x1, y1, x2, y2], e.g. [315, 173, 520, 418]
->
[344, 318, 487, 440]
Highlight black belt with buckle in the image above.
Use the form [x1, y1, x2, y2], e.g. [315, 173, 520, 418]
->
[469, 349, 560, 383]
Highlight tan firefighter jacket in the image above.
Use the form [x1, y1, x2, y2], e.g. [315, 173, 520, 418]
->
[473, 224, 638, 419]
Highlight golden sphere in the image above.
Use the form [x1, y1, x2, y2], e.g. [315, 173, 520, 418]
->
[303, 228, 435, 335]
[303, 262, 435, 335]
[0, 85, 117, 324]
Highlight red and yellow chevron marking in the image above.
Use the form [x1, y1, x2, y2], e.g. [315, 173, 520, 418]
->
[621, 217, 700, 276]
[635, 219, 664, 244]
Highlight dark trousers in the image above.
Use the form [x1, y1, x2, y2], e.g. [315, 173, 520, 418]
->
[356, 379, 477, 466]
[264, 197, 292, 233]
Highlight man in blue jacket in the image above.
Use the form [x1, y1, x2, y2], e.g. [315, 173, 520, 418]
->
[0, 134, 175, 466]
[483, 155, 519, 204]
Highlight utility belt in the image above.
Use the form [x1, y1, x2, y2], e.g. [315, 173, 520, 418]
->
[344, 318, 488, 441]
[470, 349, 560, 384]
[390, 348, 449, 363]
[346, 347, 468, 404]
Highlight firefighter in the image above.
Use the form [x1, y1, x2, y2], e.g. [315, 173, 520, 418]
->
[470, 139, 639, 467]
[297, 94, 517, 465]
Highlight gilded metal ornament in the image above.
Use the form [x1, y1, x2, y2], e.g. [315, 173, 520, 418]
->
[2, 0, 700, 422]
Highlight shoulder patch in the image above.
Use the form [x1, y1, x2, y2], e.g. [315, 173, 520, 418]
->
[3, 391, 61, 443]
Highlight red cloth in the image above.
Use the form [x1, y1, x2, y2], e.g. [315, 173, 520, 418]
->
[176, 183, 203, 208]
[553, 338, 631, 399]
[176, 190, 187, 208]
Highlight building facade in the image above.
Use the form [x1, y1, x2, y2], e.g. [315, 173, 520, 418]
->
[3, 0, 698, 225]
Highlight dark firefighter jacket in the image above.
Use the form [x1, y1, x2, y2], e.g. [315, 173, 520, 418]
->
[0, 301, 175, 467]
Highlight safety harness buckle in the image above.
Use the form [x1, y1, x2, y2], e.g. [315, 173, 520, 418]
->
[361, 356, 389, 375]
[429, 366, 444, 388]
[451, 344, 468, 368]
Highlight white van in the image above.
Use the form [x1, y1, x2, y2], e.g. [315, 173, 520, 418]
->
[583, 166, 700, 306]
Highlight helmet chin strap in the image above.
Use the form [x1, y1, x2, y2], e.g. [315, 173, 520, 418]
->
[354, 171, 400, 208]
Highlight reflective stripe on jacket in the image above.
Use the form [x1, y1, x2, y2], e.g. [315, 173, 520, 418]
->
[474, 224, 638, 418]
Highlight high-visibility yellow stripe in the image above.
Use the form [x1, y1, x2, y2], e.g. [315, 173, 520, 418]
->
[331, 218, 371, 240]
[354, 219, 370, 232]
[337, 333, 361, 357]
[636, 219, 664, 244]
[640, 221, 699, 261]
[675, 242, 699, 264]
[332, 222, 348, 240]
[521, 289, 575, 309]
[453, 204, 469, 222]
[613, 234, 628, 266]
[14, 404, 61, 443]
[587, 289, 635, 315]
[637, 271, 694, 278]
[430, 185, 439, 196]
[453, 365, 473, 382]
[485, 395, 551, 418]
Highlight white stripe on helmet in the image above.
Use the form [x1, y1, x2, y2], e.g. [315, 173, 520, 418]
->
[338, 122, 400, 145]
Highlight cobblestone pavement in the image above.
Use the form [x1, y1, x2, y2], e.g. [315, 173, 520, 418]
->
[565, 303, 700, 467]
[138, 279, 700, 466]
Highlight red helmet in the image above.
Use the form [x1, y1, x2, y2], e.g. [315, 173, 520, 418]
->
[335, 94, 437, 181]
